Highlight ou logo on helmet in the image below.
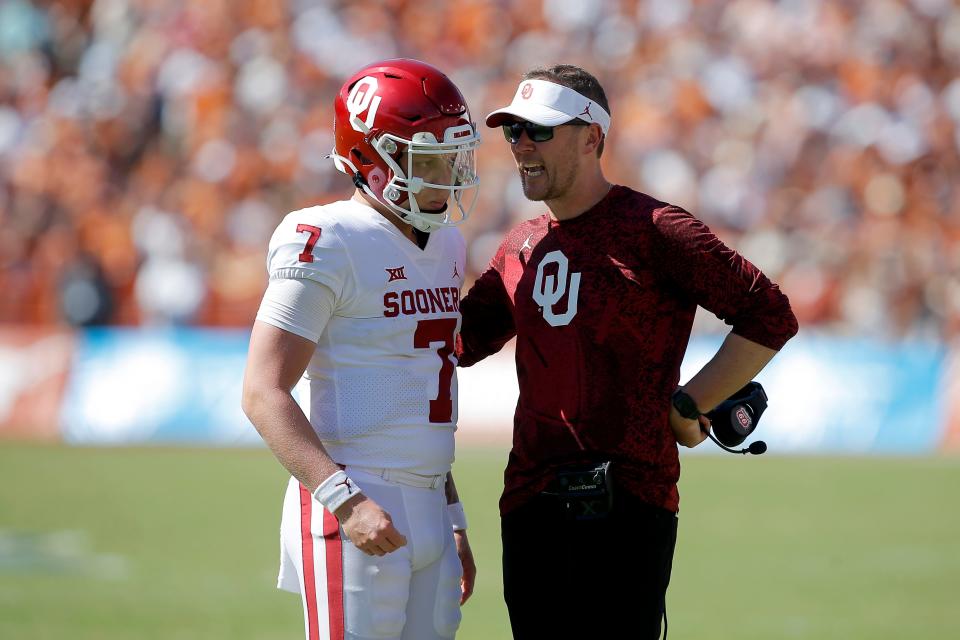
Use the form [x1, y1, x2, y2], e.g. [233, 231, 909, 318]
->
[532, 250, 581, 327]
[346, 76, 382, 132]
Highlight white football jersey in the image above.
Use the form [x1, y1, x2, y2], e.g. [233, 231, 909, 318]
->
[262, 199, 466, 475]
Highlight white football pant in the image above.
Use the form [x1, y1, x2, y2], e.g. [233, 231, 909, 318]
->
[278, 467, 462, 640]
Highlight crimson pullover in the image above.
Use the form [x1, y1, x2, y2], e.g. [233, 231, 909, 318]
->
[457, 185, 798, 515]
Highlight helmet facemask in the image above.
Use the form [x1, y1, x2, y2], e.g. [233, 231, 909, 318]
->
[332, 122, 480, 233]
[375, 124, 480, 233]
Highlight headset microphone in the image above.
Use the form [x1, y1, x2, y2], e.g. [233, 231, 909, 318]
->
[704, 429, 767, 455]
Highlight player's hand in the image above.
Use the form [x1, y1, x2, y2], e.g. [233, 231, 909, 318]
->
[669, 405, 711, 448]
[454, 529, 476, 605]
[335, 494, 407, 556]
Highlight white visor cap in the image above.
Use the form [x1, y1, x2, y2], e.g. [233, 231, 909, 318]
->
[485, 79, 610, 134]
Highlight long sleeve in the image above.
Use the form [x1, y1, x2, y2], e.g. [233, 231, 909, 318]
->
[456, 250, 517, 367]
[650, 206, 799, 350]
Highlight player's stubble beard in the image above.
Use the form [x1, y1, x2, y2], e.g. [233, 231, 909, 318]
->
[518, 144, 579, 202]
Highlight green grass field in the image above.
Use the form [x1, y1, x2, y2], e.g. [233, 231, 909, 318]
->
[1, 443, 958, 639]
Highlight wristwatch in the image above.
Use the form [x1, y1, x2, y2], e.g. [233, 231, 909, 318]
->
[671, 389, 702, 420]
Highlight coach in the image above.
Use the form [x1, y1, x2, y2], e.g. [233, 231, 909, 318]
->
[456, 64, 798, 639]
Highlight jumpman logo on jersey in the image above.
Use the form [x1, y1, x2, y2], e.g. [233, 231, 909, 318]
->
[386, 266, 407, 282]
[452, 261, 460, 278]
[521, 234, 534, 253]
[578, 102, 593, 120]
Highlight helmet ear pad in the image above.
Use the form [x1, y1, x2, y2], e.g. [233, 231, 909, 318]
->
[366, 165, 389, 191]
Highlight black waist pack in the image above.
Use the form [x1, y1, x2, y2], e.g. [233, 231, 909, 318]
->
[542, 461, 614, 521]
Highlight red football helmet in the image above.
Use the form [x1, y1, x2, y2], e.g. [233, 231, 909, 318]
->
[331, 59, 481, 233]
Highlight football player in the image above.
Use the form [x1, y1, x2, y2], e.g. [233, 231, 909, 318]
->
[242, 59, 480, 640]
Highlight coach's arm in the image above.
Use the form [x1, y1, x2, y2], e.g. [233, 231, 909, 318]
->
[670, 332, 780, 447]
[242, 320, 407, 556]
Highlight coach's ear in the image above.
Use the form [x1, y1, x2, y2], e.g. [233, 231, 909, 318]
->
[581, 123, 604, 157]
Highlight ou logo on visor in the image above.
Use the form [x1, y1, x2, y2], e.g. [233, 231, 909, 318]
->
[346, 76, 382, 132]
[532, 250, 581, 327]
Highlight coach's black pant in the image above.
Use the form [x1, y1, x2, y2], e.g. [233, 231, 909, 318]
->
[501, 490, 678, 639]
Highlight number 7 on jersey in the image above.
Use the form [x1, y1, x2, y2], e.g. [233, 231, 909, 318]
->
[414, 318, 458, 423]
[296, 224, 322, 263]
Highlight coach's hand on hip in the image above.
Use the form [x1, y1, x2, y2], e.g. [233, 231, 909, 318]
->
[335, 494, 408, 556]
[669, 405, 711, 448]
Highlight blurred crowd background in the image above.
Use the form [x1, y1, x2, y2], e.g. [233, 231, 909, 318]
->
[1, 0, 959, 340]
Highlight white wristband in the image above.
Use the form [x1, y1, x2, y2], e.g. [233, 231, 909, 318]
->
[447, 502, 468, 531]
[312, 470, 361, 515]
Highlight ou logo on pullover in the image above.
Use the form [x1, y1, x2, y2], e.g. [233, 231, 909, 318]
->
[532, 250, 581, 327]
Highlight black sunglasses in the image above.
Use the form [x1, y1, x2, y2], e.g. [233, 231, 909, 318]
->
[501, 119, 589, 144]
